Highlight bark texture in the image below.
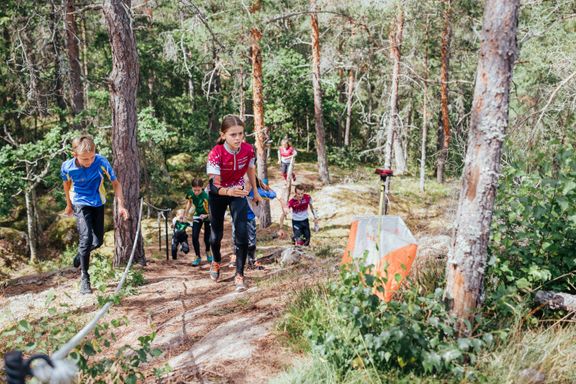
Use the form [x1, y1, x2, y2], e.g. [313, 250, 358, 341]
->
[64, 0, 85, 128]
[420, 17, 430, 193]
[310, 0, 330, 184]
[385, 3, 406, 173]
[103, 0, 144, 267]
[250, 0, 271, 227]
[436, 0, 452, 183]
[344, 69, 354, 146]
[535, 291, 576, 312]
[444, 0, 520, 324]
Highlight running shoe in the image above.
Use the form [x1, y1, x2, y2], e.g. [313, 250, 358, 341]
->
[210, 262, 221, 282]
[79, 275, 92, 294]
[235, 274, 247, 292]
[192, 257, 201, 267]
[73, 254, 80, 268]
[207, 253, 213, 263]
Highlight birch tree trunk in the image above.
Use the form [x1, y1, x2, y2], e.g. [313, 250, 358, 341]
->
[103, 0, 144, 267]
[64, 0, 85, 129]
[387, 2, 407, 174]
[344, 68, 355, 146]
[24, 186, 39, 263]
[420, 16, 430, 193]
[239, 66, 245, 120]
[208, 49, 221, 132]
[436, 0, 452, 183]
[310, 0, 330, 184]
[444, 0, 520, 325]
[250, 0, 271, 227]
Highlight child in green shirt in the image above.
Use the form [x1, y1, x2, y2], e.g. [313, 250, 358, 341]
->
[172, 209, 192, 260]
[185, 178, 212, 266]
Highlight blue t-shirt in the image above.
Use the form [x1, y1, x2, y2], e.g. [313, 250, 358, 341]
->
[60, 154, 117, 207]
[247, 188, 277, 220]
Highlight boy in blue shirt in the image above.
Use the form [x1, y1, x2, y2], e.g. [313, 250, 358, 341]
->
[61, 134, 128, 294]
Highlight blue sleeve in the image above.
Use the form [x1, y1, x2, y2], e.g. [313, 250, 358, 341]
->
[60, 161, 69, 181]
[257, 188, 277, 200]
[99, 155, 117, 181]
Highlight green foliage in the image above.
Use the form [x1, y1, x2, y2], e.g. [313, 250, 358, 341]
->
[90, 253, 117, 292]
[0, 267, 159, 383]
[280, 264, 491, 380]
[264, 48, 314, 145]
[0, 292, 82, 357]
[73, 321, 166, 384]
[0, 127, 71, 215]
[489, 145, 576, 295]
[327, 147, 363, 169]
[138, 107, 173, 145]
[278, 285, 330, 353]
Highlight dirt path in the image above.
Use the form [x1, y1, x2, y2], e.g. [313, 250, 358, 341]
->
[0, 169, 457, 383]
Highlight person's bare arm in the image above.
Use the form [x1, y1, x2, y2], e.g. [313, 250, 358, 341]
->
[309, 202, 318, 223]
[111, 180, 129, 220]
[247, 167, 262, 203]
[209, 174, 249, 198]
[63, 180, 73, 216]
[185, 199, 197, 215]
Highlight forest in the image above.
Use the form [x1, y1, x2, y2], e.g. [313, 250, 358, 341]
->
[0, 0, 575, 383]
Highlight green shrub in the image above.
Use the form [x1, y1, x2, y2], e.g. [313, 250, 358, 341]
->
[327, 147, 362, 169]
[277, 285, 331, 353]
[489, 146, 576, 295]
[280, 264, 491, 380]
[0, 291, 165, 384]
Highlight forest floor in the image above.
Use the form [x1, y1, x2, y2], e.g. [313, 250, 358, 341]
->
[0, 164, 458, 383]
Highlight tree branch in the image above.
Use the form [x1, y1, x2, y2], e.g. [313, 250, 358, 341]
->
[179, 0, 225, 50]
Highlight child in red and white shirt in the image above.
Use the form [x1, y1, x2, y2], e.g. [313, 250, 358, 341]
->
[278, 138, 297, 181]
[287, 185, 318, 246]
[206, 115, 262, 292]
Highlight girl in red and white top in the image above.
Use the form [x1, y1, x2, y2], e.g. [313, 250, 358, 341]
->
[287, 185, 318, 246]
[206, 115, 262, 292]
[277, 138, 297, 181]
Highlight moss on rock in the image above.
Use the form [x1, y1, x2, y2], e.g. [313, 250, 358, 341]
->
[0, 227, 28, 278]
[44, 217, 77, 250]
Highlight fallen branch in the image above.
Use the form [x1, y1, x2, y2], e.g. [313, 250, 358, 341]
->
[535, 290, 576, 312]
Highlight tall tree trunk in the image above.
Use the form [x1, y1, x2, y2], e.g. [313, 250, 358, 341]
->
[178, 11, 194, 110]
[64, 0, 85, 129]
[80, 16, 89, 108]
[436, 0, 452, 183]
[24, 185, 39, 263]
[420, 16, 430, 193]
[250, 0, 271, 227]
[344, 68, 355, 146]
[337, 67, 345, 145]
[208, 50, 221, 132]
[239, 66, 245, 120]
[306, 114, 310, 152]
[49, 1, 67, 115]
[387, 1, 407, 174]
[147, 71, 154, 108]
[310, 0, 330, 184]
[103, 0, 144, 267]
[444, 0, 519, 325]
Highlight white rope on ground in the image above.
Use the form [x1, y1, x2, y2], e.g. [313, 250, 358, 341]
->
[29, 198, 145, 384]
